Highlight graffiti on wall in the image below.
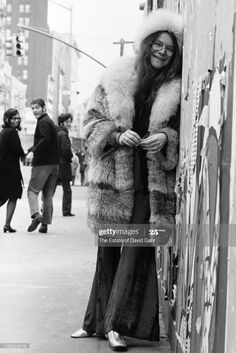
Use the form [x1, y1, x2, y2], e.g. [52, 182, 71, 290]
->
[156, 1, 236, 352]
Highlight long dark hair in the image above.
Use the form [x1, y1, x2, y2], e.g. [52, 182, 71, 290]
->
[2, 108, 21, 131]
[134, 30, 182, 109]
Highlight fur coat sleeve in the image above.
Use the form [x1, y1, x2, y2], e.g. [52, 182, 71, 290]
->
[83, 85, 119, 159]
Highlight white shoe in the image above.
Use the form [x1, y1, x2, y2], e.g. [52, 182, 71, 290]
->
[71, 328, 93, 338]
[107, 330, 127, 351]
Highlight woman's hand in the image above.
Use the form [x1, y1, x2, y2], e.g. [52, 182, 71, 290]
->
[139, 133, 167, 152]
[119, 130, 141, 147]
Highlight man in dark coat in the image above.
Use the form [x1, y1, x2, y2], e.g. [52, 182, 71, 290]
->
[26, 98, 59, 234]
[56, 113, 74, 216]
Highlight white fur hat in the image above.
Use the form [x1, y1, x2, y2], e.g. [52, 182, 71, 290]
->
[135, 9, 184, 53]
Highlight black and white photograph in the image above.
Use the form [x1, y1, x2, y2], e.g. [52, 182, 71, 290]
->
[0, 0, 236, 352]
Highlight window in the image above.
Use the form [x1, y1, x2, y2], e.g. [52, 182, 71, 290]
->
[19, 4, 24, 13]
[24, 17, 30, 26]
[6, 4, 12, 12]
[6, 29, 11, 36]
[25, 30, 29, 39]
[25, 4, 30, 13]
[6, 17, 11, 25]
[18, 17, 24, 25]
[23, 70, 28, 80]
[24, 56, 28, 65]
[17, 57, 23, 65]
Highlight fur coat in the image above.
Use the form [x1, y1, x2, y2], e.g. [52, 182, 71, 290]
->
[0, 125, 25, 200]
[83, 56, 181, 232]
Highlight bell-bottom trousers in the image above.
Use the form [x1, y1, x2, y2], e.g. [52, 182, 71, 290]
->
[82, 191, 160, 341]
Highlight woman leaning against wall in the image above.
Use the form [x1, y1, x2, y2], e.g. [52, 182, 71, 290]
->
[71, 9, 183, 352]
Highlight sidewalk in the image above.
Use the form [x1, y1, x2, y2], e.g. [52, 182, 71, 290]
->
[0, 169, 172, 353]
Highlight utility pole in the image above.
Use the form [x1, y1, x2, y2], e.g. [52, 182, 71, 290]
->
[113, 38, 134, 56]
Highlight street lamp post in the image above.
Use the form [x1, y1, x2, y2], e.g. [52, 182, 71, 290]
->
[49, 0, 73, 44]
[17, 24, 106, 68]
[48, 1, 74, 115]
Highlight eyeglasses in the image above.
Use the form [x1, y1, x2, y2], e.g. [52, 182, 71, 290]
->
[11, 117, 21, 121]
[150, 40, 174, 57]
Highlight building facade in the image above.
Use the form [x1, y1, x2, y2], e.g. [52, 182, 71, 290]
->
[144, 1, 236, 353]
[47, 33, 80, 121]
[0, 0, 8, 117]
[5, 0, 52, 106]
[0, 1, 26, 120]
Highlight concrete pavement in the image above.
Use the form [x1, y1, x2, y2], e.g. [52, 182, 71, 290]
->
[0, 166, 172, 353]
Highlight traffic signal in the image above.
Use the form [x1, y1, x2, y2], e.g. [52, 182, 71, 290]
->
[5, 33, 25, 57]
[5, 35, 16, 56]
[15, 33, 25, 56]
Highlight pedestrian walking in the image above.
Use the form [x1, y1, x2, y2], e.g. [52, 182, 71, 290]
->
[71, 151, 79, 186]
[83, 148, 90, 186]
[71, 9, 183, 351]
[77, 150, 87, 186]
[26, 98, 59, 234]
[0, 109, 25, 233]
[56, 113, 75, 216]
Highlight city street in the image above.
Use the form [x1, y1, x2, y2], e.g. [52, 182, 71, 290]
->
[0, 0, 234, 351]
[0, 166, 171, 353]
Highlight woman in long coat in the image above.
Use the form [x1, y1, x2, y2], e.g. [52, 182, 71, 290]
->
[71, 9, 184, 351]
[0, 108, 25, 232]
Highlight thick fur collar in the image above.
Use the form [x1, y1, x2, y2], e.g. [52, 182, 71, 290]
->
[149, 78, 181, 132]
[100, 56, 137, 129]
[99, 55, 181, 132]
